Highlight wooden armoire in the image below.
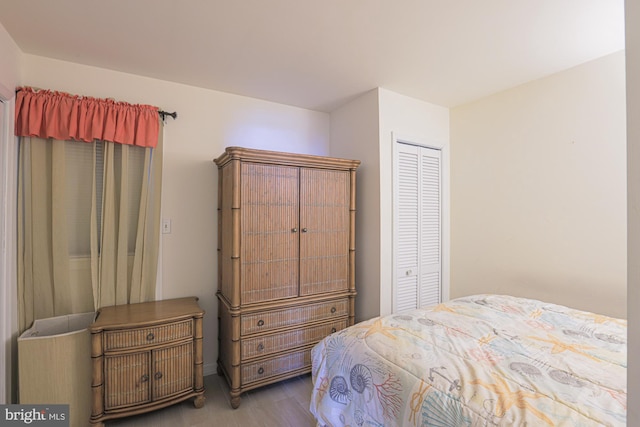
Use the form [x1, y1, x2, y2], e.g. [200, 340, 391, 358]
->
[214, 147, 359, 408]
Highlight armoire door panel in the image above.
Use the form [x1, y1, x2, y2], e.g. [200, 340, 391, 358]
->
[241, 257, 299, 302]
[299, 168, 350, 295]
[299, 254, 348, 295]
[241, 163, 299, 303]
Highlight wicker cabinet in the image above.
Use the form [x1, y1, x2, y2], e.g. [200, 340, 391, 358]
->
[214, 147, 360, 408]
[89, 297, 205, 426]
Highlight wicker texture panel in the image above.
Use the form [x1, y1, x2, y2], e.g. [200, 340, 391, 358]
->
[104, 319, 193, 351]
[218, 301, 233, 374]
[299, 169, 350, 295]
[241, 298, 349, 335]
[18, 315, 93, 427]
[105, 352, 151, 410]
[241, 319, 347, 360]
[241, 163, 299, 304]
[153, 342, 194, 400]
[241, 347, 312, 385]
[220, 164, 235, 303]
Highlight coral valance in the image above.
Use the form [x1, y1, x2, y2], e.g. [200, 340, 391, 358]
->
[15, 87, 160, 148]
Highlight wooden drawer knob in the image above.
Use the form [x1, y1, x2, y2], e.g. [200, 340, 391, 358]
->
[257, 343, 264, 351]
[141, 374, 149, 383]
[258, 367, 264, 375]
[331, 328, 337, 333]
[330, 307, 337, 314]
[257, 320, 264, 327]
[154, 372, 163, 380]
[146, 332, 155, 341]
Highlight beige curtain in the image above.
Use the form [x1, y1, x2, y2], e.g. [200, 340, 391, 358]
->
[17, 128, 163, 332]
[91, 130, 163, 308]
[17, 138, 73, 332]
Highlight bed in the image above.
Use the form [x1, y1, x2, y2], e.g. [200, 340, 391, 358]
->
[310, 294, 626, 426]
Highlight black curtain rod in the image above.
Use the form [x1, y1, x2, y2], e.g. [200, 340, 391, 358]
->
[159, 110, 177, 121]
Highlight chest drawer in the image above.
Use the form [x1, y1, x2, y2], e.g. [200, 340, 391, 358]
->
[241, 347, 313, 386]
[241, 298, 348, 336]
[104, 319, 193, 351]
[241, 319, 347, 361]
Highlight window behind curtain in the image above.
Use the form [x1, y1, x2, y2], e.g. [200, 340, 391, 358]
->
[65, 141, 146, 257]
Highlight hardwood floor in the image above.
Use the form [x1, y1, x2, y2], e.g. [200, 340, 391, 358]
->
[106, 374, 316, 427]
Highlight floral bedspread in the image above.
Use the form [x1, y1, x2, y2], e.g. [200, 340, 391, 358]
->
[310, 294, 626, 426]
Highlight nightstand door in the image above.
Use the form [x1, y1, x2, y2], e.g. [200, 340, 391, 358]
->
[152, 341, 194, 400]
[104, 351, 151, 409]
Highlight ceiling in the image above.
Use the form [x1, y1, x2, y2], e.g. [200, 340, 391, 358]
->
[0, 0, 625, 112]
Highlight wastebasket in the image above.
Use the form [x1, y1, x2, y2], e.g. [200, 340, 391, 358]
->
[18, 312, 96, 427]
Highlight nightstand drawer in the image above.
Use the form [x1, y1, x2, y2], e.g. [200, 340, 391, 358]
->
[104, 319, 193, 351]
[241, 347, 312, 385]
[241, 319, 347, 360]
[241, 298, 349, 335]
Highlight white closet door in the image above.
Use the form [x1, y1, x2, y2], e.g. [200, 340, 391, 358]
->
[419, 149, 441, 307]
[394, 142, 441, 312]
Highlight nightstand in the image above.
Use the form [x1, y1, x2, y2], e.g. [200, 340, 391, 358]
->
[89, 297, 205, 426]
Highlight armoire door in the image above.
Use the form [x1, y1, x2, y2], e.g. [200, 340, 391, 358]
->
[299, 168, 350, 296]
[394, 143, 442, 312]
[240, 163, 300, 304]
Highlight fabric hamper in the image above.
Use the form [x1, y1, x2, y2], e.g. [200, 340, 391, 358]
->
[18, 312, 96, 427]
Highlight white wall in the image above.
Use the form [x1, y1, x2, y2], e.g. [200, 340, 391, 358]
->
[626, 0, 640, 422]
[21, 54, 331, 374]
[0, 22, 21, 404]
[451, 51, 627, 318]
[0, 22, 20, 91]
[329, 89, 380, 322]
[331, 88, 449, 321]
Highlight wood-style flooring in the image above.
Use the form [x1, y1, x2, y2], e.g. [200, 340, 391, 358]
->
[107, 374, 316, 427]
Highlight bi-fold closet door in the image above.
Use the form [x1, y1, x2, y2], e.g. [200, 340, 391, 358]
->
[394, 142, 442, 312]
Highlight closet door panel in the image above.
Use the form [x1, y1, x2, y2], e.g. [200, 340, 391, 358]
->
[394, 143, 441, 311]
[395, 146, 420, 311]
[299, 168, 350, 296]
[420, 150, 441, 307]
[241, 163, 299, 304]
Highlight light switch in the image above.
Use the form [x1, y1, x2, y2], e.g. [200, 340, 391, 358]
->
[162, 219, 172, 234]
